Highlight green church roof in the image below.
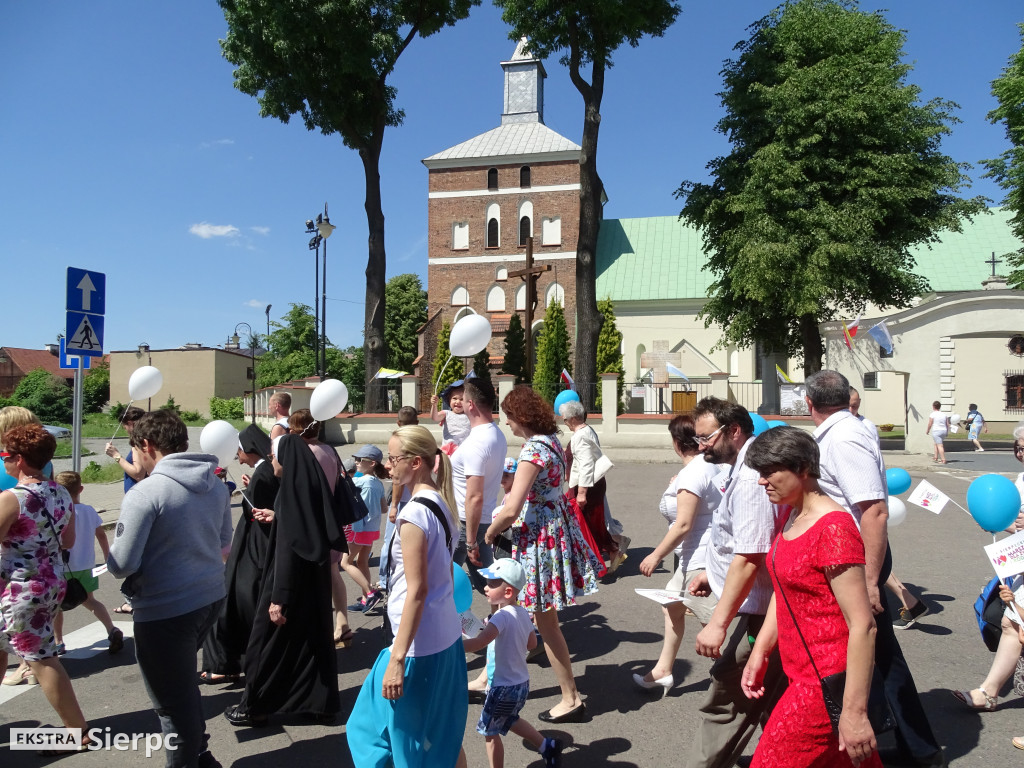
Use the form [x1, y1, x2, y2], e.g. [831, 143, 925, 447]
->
[595, 208, 1023, 302]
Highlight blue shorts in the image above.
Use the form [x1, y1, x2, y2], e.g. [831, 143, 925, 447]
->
[476, 681, 529, 736]
[348, 638, 467, 768]
[969, 422, 982, 440]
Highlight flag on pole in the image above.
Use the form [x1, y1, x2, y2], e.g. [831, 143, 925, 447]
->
[666, 363, 689, 380]
[374, 367, 409, 379]
[560, 369, 575, 390]
[842, 313, 862, 349]
[775, 365, 792, 384]
[867, 321, 895, 355]
[906, 480, 951, 514]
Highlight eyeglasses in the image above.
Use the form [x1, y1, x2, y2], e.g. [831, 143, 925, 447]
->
[387, 455, 413, 465]
[1, 452, 16, 462]
[1015, 445, 1024, 455]
[693, 424, 725, 447]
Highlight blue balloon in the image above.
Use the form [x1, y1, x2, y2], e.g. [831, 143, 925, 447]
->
[553, 389, 581, 415]
[766, 420, 787, 429]
[749, 411, 769, 436]
[886, 468, 912, 496]
[967, 473, 1022, 533]
[453, 566, 474, 613]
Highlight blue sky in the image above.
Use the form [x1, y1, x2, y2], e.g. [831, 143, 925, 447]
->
[1, 1, 1021, 356]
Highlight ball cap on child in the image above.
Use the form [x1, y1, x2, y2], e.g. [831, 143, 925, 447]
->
[503, 457, 518, 474]
[478, 558, 527, 592]
[352, 445, 383, 463]
[440, 370, 479, 403]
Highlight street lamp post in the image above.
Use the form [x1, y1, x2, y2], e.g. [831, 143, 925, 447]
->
[306, 205, 335, 380]
[265, 304, 272, 347]
[306, 220, 321, 375]
[231, 323, 256, 424]
[317, 204, 335, 379]
[137, 343, 152, 411]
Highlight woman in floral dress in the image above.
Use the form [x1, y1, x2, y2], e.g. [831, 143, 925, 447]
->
[1, 424, 89, 746]
[486, 385, 601, 724]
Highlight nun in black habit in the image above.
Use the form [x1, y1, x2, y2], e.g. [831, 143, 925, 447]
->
[200, 424, 279, 682]
[225, 433, 350, 726]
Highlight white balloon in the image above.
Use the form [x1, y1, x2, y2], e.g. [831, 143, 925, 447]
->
[950, 413, 962, 426]
[310, 379, 349, 421]
[128, 366, 163, 401]
[888, 496, 907, 527]
[449, 313, 492, 358]
[200, 420, 239, 464]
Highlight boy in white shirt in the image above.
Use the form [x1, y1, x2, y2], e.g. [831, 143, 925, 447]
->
[463, 559, 562, 768]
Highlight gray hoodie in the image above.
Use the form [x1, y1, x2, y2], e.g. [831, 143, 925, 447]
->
[108, 452, 233, 622]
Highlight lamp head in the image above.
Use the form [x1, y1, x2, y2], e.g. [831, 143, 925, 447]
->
[305, 219, 315, 232]
[317, 216, 336, 239]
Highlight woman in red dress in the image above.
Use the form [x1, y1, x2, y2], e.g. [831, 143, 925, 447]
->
[740, 427, 881, 768]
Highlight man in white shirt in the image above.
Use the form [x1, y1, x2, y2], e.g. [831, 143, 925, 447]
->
[686, 398, 784, 768]
[849, 386, 879, 444]
[451, 377, 507, 577]
[807, 370, 944, 768]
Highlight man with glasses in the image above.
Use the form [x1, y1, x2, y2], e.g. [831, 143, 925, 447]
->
[685, 397, 784, 768]
[806, 369, 944, 767]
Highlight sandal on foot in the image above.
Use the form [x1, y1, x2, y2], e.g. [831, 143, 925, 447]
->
[1013, 736, 1024, 750]
[334, 629, 354, 648]
[113, 602, 134, 615]
[199, 671, 240, 685]
[951, 688, 996, 711]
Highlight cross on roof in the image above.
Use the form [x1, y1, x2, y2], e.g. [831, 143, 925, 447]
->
[987, 251, 1002, 277]
[640, 340, 682, 386]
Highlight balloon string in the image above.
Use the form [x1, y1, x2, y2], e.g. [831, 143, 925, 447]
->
[299, 421, 318, 438]
[111, 399, 134, 443]
[433, 355, 454, 397]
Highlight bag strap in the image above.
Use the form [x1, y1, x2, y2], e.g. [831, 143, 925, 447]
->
[384, 494, 454, 592]
[16, 484, 71, 570]
[770, 541, 825, 682]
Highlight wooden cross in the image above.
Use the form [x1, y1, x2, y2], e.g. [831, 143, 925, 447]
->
[640, 340, 683, 386]
[987, 251, 1002, 277]
[508, 236, 551, 381]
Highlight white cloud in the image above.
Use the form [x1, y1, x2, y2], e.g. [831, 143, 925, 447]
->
[244, 299, 265, 308]
[189, 222, 239, 239]
[250, 226, 270, 236]
[200, 138, 235, 149]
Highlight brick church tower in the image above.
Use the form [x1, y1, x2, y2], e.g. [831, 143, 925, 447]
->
[417, 39, 581, 397]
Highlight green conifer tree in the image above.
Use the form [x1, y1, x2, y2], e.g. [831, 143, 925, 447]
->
[533, 301, 571, 404]
[472, 348, 492, 388]
[595, 298, 625, 412]
[501, 313, 528, 384]
[432, 321, 463, 395]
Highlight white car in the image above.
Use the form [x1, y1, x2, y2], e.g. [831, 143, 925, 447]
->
[43, 425, 71, 439]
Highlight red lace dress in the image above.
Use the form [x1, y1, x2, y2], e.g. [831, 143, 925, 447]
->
[752, 511, 883, 768]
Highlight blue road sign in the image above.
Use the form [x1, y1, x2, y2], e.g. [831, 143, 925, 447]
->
[59, 338, 92, 370]
[66, 311, 105, 356]
[66, 267, 106, 315]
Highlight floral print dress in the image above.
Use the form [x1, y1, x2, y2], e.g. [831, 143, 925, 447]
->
[511, 435, 601, 613]
[0, 482, 71, 660]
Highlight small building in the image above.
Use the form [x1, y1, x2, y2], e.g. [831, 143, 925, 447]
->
[0, 345, 74, 397]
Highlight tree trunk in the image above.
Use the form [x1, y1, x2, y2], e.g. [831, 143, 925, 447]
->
[360, 140, 387, 413]
[573, 63, 605, 413]
[799, 313, 823, 374]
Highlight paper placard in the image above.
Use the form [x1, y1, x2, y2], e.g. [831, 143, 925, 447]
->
[460, 609, 486, 639]
[635, 588, 686, 606]
[91, 564, 108, 577]
[906, 480, 950, 514]
[984, 530, 1024, 579]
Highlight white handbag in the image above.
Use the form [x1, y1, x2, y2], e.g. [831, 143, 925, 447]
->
[593, 454, 614, 482]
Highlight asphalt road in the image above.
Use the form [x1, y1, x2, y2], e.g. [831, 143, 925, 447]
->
[2, 454, 1023, 767]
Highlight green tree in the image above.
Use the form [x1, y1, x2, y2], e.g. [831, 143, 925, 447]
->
[12, 369, 73, 424]
[219, 0, 478, 412]
[384, 273, 428, 372]
[495, 0, 680, 410]
[677, 0, 986, 372]
[82, 359, 110, 414]
[983, 23, 1024, 287]
[256, 304, 319, 389]
[472, 348, 492, 386]
[501, 312, 528, 383]
[432, 322, 463, 395]
[533, 301, 571, 404]
[594, 298, 624, 412]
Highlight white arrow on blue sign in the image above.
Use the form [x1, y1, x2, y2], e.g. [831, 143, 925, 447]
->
[66, 267, 106, 315]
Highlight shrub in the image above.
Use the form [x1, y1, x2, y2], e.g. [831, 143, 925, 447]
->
[12, 368, 73, 423]
[181, 409, 203, 423]
[879, 424, 895, 432]
[160, 395, 182, 415]
[210, 396, 245, 421]
[82, 360, 110, 413]
[81, 460, 124, 484]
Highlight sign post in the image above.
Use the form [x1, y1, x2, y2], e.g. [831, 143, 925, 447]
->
[65, 268, 107, 472]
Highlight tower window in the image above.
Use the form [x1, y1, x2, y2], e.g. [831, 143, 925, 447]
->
[487, 218, 499, 248]
[520, 166, 531, 187]
[487, 168, 498, 190]
[519, 216, 532, 246]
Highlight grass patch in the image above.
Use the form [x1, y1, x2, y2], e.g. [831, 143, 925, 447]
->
[80, 461, 124, 484]
[57, 412, 246, 438]
[52, 441, 93, 458]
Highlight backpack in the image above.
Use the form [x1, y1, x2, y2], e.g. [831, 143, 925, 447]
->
[975, 576, 1006, 652]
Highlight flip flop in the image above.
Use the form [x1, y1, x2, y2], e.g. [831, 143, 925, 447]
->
[334, 628, 355, 648]
[113, 602, 134, 615]
[198, 671, 240, 685]
[951, 688, 996, 711]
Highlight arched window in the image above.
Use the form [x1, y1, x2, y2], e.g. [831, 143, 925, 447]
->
[451, 285, 470, 306]
[518, 200, 533, 247]
[546, 282, 564, 307]
[454, 306, 477, 323]
[486, 285, 505, 312]
[515, 284, 526, 311]
[636, 344, 647, 379]
[520, 166, 531, 187]
[486, 202, 500, 248]
[487, 168, 498, 190]
[496, 266, 508, 281]
[452, 221, 469, 250]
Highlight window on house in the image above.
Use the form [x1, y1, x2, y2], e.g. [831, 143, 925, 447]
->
[863, 372, 879, 389]
[515, 284, 526, 311]
[541, 216, 561, 246]
[486, 285, 505, 312]
[487, 219, 499, 248]
[519, 216, 532, 246]
[1006, 371, 1024, 412]
[451, 286, 470, 306]
[546, 282, 564, 307]
[487, 168, 498, 190]
[452, 221, 469, 250]
[520, 166, 531, 187]
[496, 266, 508, 281]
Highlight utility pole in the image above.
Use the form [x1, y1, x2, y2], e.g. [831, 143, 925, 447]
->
[508, 237, 550, 381]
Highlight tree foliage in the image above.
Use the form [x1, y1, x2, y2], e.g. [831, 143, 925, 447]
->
[82, 359, 110, 414]
[501, 312, 528, 384]
[983, 23, 1024, 287]
[472, 348, 492, 386]
[12, 369, 73, 424]
[677, 0, 986, 371]
[533, 301, 571, 404]
[594, 298, 624, 411]
[495, 0, 679, 410]
[219, 0, 478, 412]
[384, 273, 427, 372]
[432, 322, 463, 394]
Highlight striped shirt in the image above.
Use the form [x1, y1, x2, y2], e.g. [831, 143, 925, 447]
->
[705, 437, 779, 616]
[813, 410, 887, 528]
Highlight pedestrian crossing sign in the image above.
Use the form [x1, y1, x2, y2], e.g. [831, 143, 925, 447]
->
[65, 311, 105, 356]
